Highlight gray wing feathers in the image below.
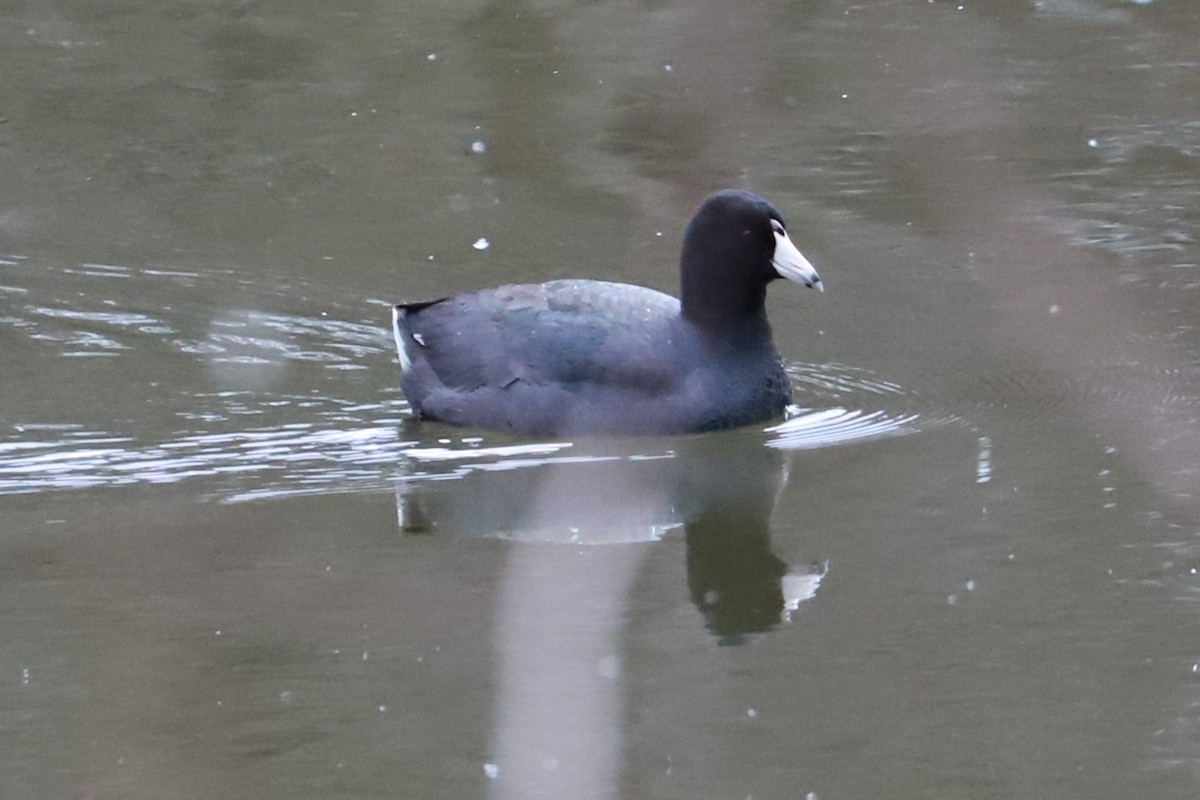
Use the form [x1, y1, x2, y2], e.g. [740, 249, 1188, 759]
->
[402, 280, 683, 394]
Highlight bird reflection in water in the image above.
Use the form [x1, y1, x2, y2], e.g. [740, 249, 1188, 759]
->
[392, 427, 827, 638]
[388, 416, 874, 800]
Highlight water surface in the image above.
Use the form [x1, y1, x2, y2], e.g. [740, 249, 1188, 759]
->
[2, 1, 1200, 798]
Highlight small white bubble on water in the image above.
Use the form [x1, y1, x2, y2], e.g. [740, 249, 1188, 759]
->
[469, 139, 487, 155]
[378, 704, 388, 713]
[1087, 137, 1099, 148]
[664, 63, 673, 72]
[280, 690, 294, 704]
[362, 650, 369, 661]
[22, 668, 30, 685]
[1049, 304, 1060, 315]
[484, 763, 500, 779]
[966, 579, 977, 592]
[473, 237, 490, 250]
[427, 53, 437, 61]
[947, 594, 958, 606]
[840, 92, 849, 99]
[746, 708, 758, 718]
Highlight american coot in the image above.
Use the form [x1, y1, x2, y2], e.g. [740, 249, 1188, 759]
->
[392, 190, 823, 436]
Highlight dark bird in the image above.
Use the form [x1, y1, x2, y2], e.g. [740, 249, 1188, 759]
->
[392, 190, 823, 436]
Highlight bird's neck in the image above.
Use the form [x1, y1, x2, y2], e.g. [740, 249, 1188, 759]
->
[681, 279, 769, 333]
[681, 299, 773, 350]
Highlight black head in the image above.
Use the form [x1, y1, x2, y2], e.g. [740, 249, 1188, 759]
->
[679, 190, 822, 332]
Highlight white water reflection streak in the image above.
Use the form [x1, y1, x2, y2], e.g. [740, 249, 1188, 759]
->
[0, 407, 928, 501]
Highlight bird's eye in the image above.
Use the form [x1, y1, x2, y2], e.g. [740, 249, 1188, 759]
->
[771, 219, 786, 236]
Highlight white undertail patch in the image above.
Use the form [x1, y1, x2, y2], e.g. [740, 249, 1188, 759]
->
[392, 306, 412, 374]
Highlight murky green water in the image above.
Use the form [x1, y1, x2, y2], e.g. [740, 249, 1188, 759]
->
[3, 1, 1199, 798]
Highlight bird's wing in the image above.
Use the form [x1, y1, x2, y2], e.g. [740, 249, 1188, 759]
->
[401, 280, 686, 394]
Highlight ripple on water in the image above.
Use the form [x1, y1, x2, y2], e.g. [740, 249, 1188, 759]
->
[927, 358, 1200, 421]
[6, 259, 390, 367]
[767, 407, 923, 451]
[0, 399, 928, 503]
[787, 361, 908, 400]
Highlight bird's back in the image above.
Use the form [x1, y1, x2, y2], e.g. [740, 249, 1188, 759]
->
[395, 279, 711, 434]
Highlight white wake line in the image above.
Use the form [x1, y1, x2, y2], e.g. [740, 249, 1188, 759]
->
[0, 407, 928, 498]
